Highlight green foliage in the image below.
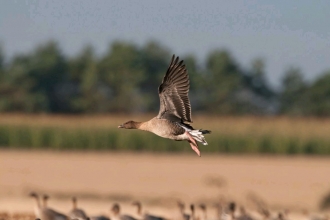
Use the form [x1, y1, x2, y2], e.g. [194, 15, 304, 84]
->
[0, 41, 69, 112]
[280, 68, 307, 115]
[99, 41, 146, 112]
[0, 39, 330, 115]
[205, 50, 248, 114]
[68, 45, 106, 113]
[0, 123, 330, 155]
[139, 41, 171, 112]
[304, 72, 330, 116]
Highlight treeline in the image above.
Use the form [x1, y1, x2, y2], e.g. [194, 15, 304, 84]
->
[0, 40, 329, 115]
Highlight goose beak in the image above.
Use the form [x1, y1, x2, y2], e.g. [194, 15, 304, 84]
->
[118, 125, 123, 128]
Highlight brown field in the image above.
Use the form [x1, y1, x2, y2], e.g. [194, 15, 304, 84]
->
[1, 150, 330, 219]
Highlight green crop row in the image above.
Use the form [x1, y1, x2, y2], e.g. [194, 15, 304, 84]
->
[0, 124, 329, 155]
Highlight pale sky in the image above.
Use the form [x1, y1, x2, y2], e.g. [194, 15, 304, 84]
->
[1, 1, 330, 88]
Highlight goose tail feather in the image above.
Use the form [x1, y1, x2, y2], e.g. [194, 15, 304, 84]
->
[188, 129, 210, 145]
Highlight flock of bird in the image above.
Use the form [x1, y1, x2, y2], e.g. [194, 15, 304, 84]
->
[27, 192, 261, 220]
[22, 192, 318, 220]
[0, 192, 328, 220]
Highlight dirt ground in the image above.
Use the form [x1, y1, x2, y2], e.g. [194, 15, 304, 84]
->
[0, 150, 329, 218]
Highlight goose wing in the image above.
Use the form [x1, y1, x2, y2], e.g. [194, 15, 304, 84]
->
[157, 55, 192, 123]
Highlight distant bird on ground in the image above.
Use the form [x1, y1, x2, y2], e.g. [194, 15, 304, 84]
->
[29, 192, 68, 220]
[111, 203, 137, 220]
[89, 215, 110, 220]
[69, 197, 89, 220]
[177, 201, 190, 220]
[199, 204, 207, 220]
[43, 194, 49, 208]
[118, 55, 211, 156]
[189, 204, 197, 220]
[132, 201, 167, 220]
[236, 207, 254, 220]
[228, 202, 236, 220]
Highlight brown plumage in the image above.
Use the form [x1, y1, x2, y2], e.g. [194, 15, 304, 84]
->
[132, 201, 167, 220]
[69, 197, 88, 220]
[118, 55, 211, 156]
[157, 55, 192, 123]
[111, 203, 137, 220]
[29, 192, 69, 220]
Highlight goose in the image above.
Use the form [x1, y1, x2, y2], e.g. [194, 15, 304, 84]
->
[228, 202, 236, 220]
[29, 192, 69, 220]
[89, 216, 110, 220]
[199, 204, 207, 220]
[177, 201, 190, 220]
[30, 192, 42, 218]
[111, 203, 137, 220]
[213, 202, 230, 220]
[68, 197, 88, 220]
[236, 207, 253, 220]
[189, 204, 197, 220]
[132, 201, 167, 220]
[43, 194, 49, 207]
[118, 55, 211, 156]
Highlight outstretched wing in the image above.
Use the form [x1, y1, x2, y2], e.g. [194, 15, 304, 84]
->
[157, 55, 192, 123]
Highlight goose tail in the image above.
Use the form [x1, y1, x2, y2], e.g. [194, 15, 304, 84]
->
[189, 129, 211, 145]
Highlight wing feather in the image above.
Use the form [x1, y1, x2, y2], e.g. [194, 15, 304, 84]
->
[157, 55, 192, 123]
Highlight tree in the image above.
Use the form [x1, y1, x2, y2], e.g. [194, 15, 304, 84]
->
[68, 45, 106, 113]
[183, 54, 206, 111]
[204, 49, 246, 114]
[248, 58, 273, 98]
[1, 41, 69, 112]
[280, 67, 307, 115]
[99, 41, 145, 113]
[139, 41, 171, 112]
[304, 71, 330, 116]
[240, 58, 275, 114]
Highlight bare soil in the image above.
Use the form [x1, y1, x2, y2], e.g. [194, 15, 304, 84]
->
[0, 150, 329, 218]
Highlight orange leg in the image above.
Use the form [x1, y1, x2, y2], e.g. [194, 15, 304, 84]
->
[186, 131, 201, 157]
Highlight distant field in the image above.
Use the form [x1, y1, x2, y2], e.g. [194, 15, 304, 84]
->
[1, 151, 330, 216]
[1, 114, 330, 154]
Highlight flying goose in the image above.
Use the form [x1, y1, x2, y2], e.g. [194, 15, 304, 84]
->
[132, 201, 167, 220]
[68, 197, 89, 220]
[29, 192, 69, 220]
[118, 55, 211, 156]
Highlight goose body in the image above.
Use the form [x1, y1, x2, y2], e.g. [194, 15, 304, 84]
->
[69, 197, 88, 220]
[118, 55, 211, 156]
[30, 192, 68, 220]
[132, 201, 167, 220]
[177, 201, 190, 220]
[90, 216, 110, 220]
[111, 203, 137, 220]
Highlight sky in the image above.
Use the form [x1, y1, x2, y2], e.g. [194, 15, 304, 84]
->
[1, 0, 330, 88]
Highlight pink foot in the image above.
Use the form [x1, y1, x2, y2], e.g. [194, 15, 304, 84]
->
[185, 131, 201, 157]
[189, 142, 201, 157]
